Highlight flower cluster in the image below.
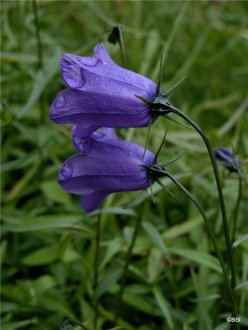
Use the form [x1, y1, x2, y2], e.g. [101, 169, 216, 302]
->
[50, 44, 168, 212]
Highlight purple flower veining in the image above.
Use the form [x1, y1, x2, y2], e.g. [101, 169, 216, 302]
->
[49, 43, 159, 138]
[58, 128, 162, 212]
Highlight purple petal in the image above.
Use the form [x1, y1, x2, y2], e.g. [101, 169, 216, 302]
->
[215, 148, 234, 162]
[49, 88, 150, 135]
[60, 43, 157, 98]
[72, 126, 155, 165]
[80, 191, 109, 212]
[94, 43, 114, 65]
[58, 150, 151, 196]
[72, 127, 117, 153]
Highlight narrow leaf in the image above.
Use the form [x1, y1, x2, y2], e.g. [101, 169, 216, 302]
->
[142, 222, 168, 255]
[233, 234, 248, 249]
[153, 286, 174, 329]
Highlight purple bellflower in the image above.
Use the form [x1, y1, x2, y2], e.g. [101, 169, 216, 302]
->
[49, 44, 175, 138]
[215, 147, 241, 174]
[58, 128, 166, 212]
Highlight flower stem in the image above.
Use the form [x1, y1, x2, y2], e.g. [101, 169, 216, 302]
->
[232, 174, 242, 242]
[114, 207, 143, 323]
[166, 173, 233, 300]
[93, 213, 102, 329]
[170, 108, 238, 321]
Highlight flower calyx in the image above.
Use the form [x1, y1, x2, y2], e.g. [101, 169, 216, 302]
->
[136, 94, 173, 118]
[144, 161, 167, 181]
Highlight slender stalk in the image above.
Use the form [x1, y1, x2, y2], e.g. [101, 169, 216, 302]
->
[32, 0, 45, 122]
[172, 110, 236, 278]
[165, 173, 234, 302]
[93, 213, 102, 329]
[114, 207, 143, 323]
[170, 108, 239, 323]
[232, 174, 242, 242]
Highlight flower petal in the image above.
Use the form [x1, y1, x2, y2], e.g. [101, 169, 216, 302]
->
[58, 152, 151, 196]
[60, 44, 157, 98]
[80, 191, 109, 212]
[72, 126, 155, 166]
[49, 88, 150, 135]
[94, 43, 114, 65]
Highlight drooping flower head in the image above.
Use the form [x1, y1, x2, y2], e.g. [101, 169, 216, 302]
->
[215, 147, 242, 174]
[49, 44, 175, 138]
[58, 128, 166, 212]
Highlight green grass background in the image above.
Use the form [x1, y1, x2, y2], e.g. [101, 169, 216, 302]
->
[1, 1, 248, 330]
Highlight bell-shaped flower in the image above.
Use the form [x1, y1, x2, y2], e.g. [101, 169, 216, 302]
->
[215, 147, 241, 174]
[58, 128, 165, 212]
[49, 44, 176, 138]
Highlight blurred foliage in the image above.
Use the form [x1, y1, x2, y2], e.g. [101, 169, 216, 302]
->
[1, 1, 248, 330]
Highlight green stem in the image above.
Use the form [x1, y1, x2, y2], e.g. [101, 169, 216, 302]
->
[232, 174, 242, 242]
[114, 207, 143, 323]
[32, 0, 45, 123]
[170, 108, 238, 321]
[165, 173, 233, 299]
[93, 213, 101, 329]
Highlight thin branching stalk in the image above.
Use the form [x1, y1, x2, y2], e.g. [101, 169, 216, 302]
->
[232, 174, 242, 242]
[170, 107, 239, 322]
[93, 213, 102, 329]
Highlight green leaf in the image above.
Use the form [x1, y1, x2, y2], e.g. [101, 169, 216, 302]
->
[162, 214, 213, 240]
[235, 280, 248, 291]
[123, 226, 135, 246]
[92, 207, 136, 217]
[142, 222, 168, 255]
[38, 296, 75, 319]
[40, 181, 72, 206]
[18, 48, 61, 118]
[233, 234, 248, 249]
[100, 237, 123, 269]
[214, 323, 229, 330]
[23, 246, 58, 266]
[2, 214, 93, 234]
[123, 292, 162, 317]
[95, 268, 123, 299]
[153, 286, 174, 329]
[169, 248, 222, 274]
[147, 249, 164, 283]
[0, 239, 7, 266]
[190, 294, 220, 302]
[1, 319, 37, 330]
